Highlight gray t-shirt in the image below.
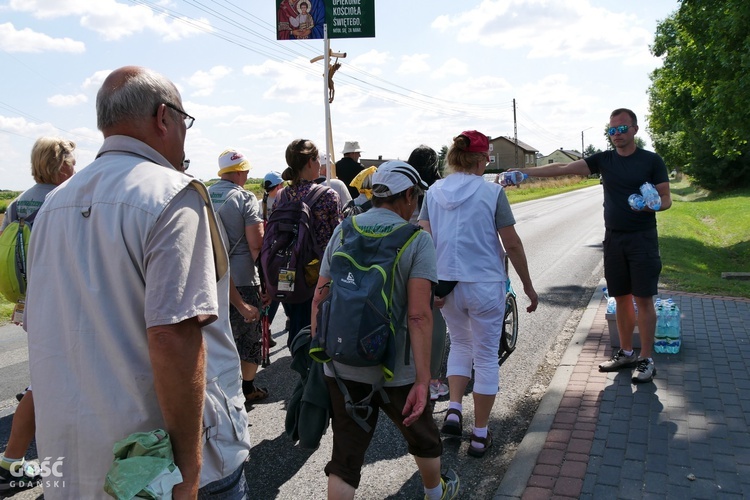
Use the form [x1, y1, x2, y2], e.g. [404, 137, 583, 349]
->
[0, 183, 56, 232]
[320, 207, 438, 386]
[208, 180, 263, 286]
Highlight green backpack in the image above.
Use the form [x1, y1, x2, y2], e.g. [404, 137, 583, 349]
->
[0, 204, 38, 303]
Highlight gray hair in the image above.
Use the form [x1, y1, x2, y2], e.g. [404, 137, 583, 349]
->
[96, 67, 182, 131]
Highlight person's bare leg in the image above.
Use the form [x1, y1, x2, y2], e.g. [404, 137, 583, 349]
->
[615, 294, 637, 350]
[241, 361, 258, 381]
[414, 456, 441, 489]
[634, 295, 656, 358]
[447, 375, 469, 405]
[3, 391, 35, 458]
[472, 393, 495, 429]
[327, 473, 355, 500]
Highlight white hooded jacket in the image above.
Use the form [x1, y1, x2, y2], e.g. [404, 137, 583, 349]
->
[421, 172, 515, 282]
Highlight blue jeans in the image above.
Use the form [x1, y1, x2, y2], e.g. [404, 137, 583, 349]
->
[197, 464, 249, 499]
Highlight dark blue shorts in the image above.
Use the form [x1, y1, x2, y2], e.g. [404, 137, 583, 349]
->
[603, 228, 662, 297]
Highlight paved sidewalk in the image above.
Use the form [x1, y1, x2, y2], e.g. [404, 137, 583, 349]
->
[495, 282, 750, 499]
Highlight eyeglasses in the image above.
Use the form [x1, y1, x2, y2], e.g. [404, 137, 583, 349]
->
[163, 102, 195, 129]
[608, 124, 632, 136]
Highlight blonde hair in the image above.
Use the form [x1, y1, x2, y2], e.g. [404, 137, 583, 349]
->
[446, 134, 486, 173]
[30, 137, 76, 184]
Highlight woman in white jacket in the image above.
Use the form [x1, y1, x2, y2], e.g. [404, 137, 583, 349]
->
[418, 130, 538, 458]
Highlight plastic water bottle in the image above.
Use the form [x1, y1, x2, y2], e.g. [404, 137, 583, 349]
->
[654, 298, 668, 353]
[628, 194, 646, 211]
[640, 182, 661, 210]
[500, 171, 528, 187]
[602, 288, 616, 314]
[665, 303, 681, 353]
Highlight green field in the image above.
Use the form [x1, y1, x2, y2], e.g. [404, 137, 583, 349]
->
[1, 176, 747, 325]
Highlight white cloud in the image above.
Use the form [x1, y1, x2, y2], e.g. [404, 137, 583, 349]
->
[397, 54, 431, 75]
[81, 69, 112, 89]
[432, 0, 657, 65]
[9, 0, 209, 42]
[0, 22, 85, 53]
[186, 66, 232, 97]
[351, 49, 391, 68]
[185, 102, 244, 120]
[433, 57, 469, 79]
[47, 93, 88, 107]
[220, 112, 291, 128]
[242, 58, 319, 104]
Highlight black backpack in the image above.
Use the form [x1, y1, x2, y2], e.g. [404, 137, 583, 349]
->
[259, 184, 328, 304]
[341, 198, 372, 219]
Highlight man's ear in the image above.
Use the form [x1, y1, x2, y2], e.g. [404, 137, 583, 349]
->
[154, 103, 170, 137]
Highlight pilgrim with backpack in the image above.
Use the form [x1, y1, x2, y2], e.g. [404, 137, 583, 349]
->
[309, 160, 460, 499]
[260, 139, 341, 349]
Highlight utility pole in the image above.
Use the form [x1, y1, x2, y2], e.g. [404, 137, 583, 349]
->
[581, 127, 592, 158]
[310, 24, 346, 180]
[513, 98, 518, 168]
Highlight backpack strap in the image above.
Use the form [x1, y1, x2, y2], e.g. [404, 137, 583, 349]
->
[217, 188, 246, 257]
[303, 182, 329, 210]
[189, 180, 229, 280]
[326, 361, 389, 433]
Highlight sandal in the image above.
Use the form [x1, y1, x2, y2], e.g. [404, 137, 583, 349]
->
[468, 430, 493, 458]
[244, 386, 269, 403]
[440, 408, 463, 436]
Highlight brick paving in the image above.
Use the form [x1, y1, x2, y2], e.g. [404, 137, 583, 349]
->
[495, 286, 750, 500]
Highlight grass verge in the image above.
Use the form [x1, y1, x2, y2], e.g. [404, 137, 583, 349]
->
[656, 179, 750, 298]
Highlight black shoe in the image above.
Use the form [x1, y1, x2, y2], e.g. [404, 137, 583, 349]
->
[0, 461, 42, 493]
[15, 387, 30, 402]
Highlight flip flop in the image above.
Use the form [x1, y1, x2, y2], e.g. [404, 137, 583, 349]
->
[468, 430, 493, 458]
[244, 386, 269, 403]
[440, 408, 463, 436]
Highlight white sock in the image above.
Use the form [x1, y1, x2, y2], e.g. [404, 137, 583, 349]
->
[0, 455, 23, 472]
[622, 349, 634, 356]
[447, 402, 462, 422]
[424, 480, 444, 500]
[472, 426, 488, 449]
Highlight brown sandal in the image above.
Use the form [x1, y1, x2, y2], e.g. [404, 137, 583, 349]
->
[468, 430, 493, 458]
[244, 386, 269, 403]
[440, 408, 463, 436]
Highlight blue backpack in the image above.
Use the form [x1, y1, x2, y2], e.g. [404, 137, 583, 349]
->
[310, 217, 421, 430]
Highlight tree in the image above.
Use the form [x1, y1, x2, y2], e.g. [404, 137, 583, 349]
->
[438, 145, 448, 176]
[584, 144, 602, 157]
[647, 0, 750, 190]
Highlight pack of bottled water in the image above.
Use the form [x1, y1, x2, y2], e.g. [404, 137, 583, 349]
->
[655, 297, 681, 353]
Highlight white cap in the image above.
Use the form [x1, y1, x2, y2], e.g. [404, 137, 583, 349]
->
[371, 161, 428, 197]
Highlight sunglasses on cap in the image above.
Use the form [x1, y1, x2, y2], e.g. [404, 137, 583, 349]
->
[608, 125, 633, 136]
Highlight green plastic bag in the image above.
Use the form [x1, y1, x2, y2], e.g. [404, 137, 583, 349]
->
[103, 429, 183, 499]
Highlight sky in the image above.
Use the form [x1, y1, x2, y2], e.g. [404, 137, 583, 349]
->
[0, 0, 680, 191]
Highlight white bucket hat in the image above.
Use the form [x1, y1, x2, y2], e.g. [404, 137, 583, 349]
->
[341, 141, 363, 154]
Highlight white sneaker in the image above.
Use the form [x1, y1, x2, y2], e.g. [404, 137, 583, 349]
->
[430, 381, 449, 401]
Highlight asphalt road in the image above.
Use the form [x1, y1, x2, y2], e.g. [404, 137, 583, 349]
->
[0, 185, 606, 499]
